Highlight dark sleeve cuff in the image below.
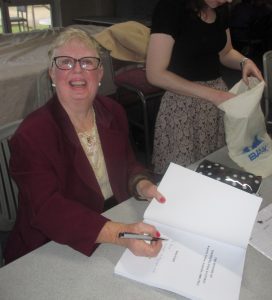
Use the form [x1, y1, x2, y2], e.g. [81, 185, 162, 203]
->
[128, 171, 156, 201]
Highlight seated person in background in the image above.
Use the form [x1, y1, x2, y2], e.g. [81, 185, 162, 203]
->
[146, 0, 263, 175]
[4, 28, 165, 264]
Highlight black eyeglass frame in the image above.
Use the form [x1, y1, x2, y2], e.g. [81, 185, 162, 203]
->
[52, 56, 101, 71]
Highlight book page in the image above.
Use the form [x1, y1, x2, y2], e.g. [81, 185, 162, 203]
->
[249, 203, 272, 260]
[115, 163, 262, 300]
[144, 163, 262, 248]
[115, 230, 245, 300]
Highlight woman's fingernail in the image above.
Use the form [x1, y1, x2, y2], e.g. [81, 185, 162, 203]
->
[159, 197, 166, 203]
[156, 231, 161, 237]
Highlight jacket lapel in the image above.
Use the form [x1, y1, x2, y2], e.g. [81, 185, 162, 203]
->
[94, 98, 127, 200]
[49, 96, 103, 198]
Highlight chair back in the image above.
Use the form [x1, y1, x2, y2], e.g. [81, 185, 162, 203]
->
[98, 48, 117, 96]
[263, 50, 272, 120]
[35, 68, 54, 108]
[17, 6, 27, 14]
[0, 119, 21, 267]
[0, 120, 21, 228]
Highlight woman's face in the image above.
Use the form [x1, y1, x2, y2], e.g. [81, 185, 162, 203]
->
[49, 38, 103, 109]
[204, 0, 232, 8]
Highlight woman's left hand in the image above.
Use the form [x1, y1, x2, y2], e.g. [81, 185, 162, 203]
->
[136, 179, 166, 203]
[242, 58, 264, 84]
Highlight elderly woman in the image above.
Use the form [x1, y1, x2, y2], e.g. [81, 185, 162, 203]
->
[4, 28, 165, 264]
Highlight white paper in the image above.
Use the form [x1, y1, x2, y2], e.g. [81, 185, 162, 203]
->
[116, 235, 245, 300]
[115, 163, 262, 300]
[144, 163, 262, 248]
[250, 203, 272, 260]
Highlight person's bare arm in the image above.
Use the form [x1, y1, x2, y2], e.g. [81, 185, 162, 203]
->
[146, 33, 234, 105]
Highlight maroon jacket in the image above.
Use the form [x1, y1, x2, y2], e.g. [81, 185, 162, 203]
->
[4, 95, 145, 263]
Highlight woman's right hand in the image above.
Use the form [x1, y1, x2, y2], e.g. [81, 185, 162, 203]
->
[119, 222, 163, 257]
[97, 221, 163, 258]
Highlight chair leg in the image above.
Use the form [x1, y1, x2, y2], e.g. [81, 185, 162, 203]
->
[0, 245, 3, 267]
[115, 87, 151, 166]
[140, 96, 151, 167]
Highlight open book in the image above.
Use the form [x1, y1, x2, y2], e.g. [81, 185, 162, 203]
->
[115, 163, 262, 300]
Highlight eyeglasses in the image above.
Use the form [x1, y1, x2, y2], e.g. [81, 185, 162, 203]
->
[52, 56, 101, 71]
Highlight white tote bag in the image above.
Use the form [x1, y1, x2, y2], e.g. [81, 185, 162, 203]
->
[219, 77, 272, 177]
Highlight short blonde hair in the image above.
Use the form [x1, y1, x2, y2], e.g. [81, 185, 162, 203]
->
[48, 27, 102, 63]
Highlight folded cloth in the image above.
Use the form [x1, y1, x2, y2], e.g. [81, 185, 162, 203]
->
[94, 21, 150, 62]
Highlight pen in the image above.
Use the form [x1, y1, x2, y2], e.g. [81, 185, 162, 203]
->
[118, 232, 167, 241]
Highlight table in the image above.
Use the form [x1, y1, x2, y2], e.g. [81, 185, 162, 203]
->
[0, 147, 271, 300]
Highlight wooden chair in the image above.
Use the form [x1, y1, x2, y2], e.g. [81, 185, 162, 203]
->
[0, 120, 21, 267]
[10, 6, 29, 32]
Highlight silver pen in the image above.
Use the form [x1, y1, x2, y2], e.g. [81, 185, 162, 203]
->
[118, 232, 167, 241]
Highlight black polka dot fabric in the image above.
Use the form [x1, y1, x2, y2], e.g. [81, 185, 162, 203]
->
[195, 160, 262, 194]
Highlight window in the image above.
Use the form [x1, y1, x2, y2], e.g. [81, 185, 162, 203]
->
[0, 0, 58, 33]
[0, 6, 2, 33]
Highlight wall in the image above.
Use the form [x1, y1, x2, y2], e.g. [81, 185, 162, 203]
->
[57, 0, 160, 26]
[56, 0, 115, 26]
[115, 0, 159, 18]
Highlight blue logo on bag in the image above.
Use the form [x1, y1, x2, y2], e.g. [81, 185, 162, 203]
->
[243, 135, 268, 161]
